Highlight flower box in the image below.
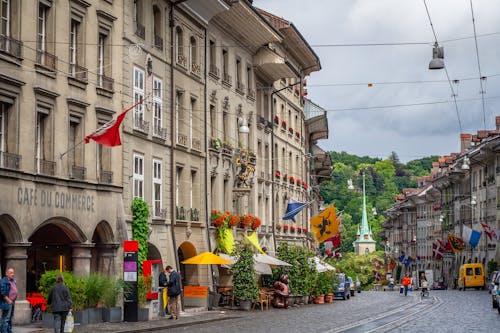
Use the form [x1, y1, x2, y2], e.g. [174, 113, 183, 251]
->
[274, 116, 279, 125]
[289, 176, 294, 184]
[283, 225, 289, 232]
[275, 171, 281, 179]
[290, 226, 296, 233]
[288, 127, 294, 135]
[281, 121, 287, 129]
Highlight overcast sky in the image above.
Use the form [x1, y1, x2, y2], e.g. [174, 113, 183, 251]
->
[253, 0, 500, 162]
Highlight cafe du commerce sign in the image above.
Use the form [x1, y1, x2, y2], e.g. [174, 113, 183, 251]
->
[17, 186, 96, 212]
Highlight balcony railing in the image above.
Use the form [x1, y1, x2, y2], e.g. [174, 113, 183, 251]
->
[70, 165, 86, 180]
[134, 23, 145, 39]
[191, 63, 201, 76]
[0, 151, 21, 170]
[247, 88, 256, 100]
[177, 133, 188, 146]
[69, 63, 88, 82]
[0, 35, 23, 58]
[154, 34, 163, 50]
[209, 64, 220, 79]
[191, 138, 201, 151]
[36, 50, 57, 71]
[153, 124, 167, 140]
[35, 158, 56, 176]
[99, 170, 113, 184]
[176, 206, 186, 220]
[134, 117, 149, 134]
[177, 54, 187, 68]
[98, 74, 114, 91]
[222, 73, 231, 87]
[236, 81, 246, 95]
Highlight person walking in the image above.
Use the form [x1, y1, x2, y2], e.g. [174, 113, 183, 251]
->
[158, 266, 168, 317]
[402, 274, 411, 296]
[166, 266, 181, 320]
[47, 274, 72, 333]
[0, 268, 17, 333]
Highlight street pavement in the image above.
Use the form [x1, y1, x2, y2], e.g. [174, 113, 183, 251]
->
[15, 289, 498, 333]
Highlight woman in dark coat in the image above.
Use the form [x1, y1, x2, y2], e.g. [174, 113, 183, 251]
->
[47, 274, 72, 333]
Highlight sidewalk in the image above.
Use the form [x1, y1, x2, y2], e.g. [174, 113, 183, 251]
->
[16, 309, 242, 333]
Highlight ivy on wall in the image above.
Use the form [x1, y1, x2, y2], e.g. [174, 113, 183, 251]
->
[131, 197, 150, 274]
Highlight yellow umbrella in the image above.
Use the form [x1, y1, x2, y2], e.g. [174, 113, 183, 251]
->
[181, 251, 234, 265]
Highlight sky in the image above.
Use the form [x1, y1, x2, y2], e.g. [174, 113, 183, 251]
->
[253, 0, 500, 162]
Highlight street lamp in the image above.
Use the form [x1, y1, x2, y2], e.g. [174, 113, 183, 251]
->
[429, 42, 444, 70]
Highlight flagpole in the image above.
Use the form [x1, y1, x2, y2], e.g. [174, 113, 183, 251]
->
[59, 96, 148, 159]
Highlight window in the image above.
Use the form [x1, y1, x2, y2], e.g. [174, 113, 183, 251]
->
[35, 108, 53, 175]
[133, 0, 144, 38]
[68, 18, 86, 80]
[190, 170, 195, 208]
[96, 9, 114, 91]
[175, 90, 184, 143]
[210, 104, 216, 138]
[209, 39, 216, 74]
[190, 36, 197, 71]
[176, 166, 182, 206]
[175, 26, 184, 65]
[153, 77, 163, 138]
[189, 97, 194, 144]
[68, 115, 85, 179]
[133, 67, 145, 130]
[236, 58, 241, 84]
[133, 154, 144, 198]
[0, 102, 5, 153]
[246, 64, 253, 95]
[222, 49, 228, 81]
[37, 2, 55, 69]
[1, 0, 9, 38]
[152, 5, 162, 49]
[97, 33, 106, 85]
[153, 159, 162, 217]
[69, 20, 77, 73]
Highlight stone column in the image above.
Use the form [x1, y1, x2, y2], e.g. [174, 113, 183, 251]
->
[4, 242, 31, 325]
[96, 243, 119, 276]
[71, 242, 95, 277]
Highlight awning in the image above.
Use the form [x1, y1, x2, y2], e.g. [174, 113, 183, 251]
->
[218, 253, 291, 274]
[311, 257, 335, 273]
[254, 253, 292, 267]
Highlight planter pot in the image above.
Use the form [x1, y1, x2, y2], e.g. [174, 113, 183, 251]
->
[87, 308, 103, 324]
[138, 307, 149, 321]
[42, 312, 53, 329]
[102, 307, 122, 323]
[324, 294, 334, 303]
[239, 300, 252, 311]
[313, 295, 325, 304]
[73, 310, 89, 326]
[303, 295, 310, 304]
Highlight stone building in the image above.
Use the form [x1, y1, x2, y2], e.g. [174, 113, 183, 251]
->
[0, 0, 123, 323]
[0, 0, 328, 320]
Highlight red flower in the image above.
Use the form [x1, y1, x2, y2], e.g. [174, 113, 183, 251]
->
[275, 171, 281, 178]
[241, 214, 254, 228]
[229, 214, 240, 227]
[276, 224, 282, 230]
[283, 225, 289, 230]
[290, 226, 296, 232]
[251, 217, 261, 230]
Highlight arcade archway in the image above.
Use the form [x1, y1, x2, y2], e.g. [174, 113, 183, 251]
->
[178, 242, 197, 286]
[0, 214, 23, 277]
[91, 220, 117, 276]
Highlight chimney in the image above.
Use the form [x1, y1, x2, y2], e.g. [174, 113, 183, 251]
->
[496, 116, 500, 130]
[460, 133, 472, 152]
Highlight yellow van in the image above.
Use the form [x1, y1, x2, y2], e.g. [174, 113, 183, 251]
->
[458, 263, 486, 290]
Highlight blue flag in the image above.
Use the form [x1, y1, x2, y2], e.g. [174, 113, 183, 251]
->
[282, 199, 310, 222]
[463, 225, 482, 248]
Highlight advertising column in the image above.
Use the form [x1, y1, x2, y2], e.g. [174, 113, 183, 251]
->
[123, 241, 138, 322]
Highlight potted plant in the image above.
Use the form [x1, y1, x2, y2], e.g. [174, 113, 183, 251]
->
[251, 217, 261, 230]
[84, 273, 107, 324]
[232, 243, 259, 310]
[137, 275, 152, 321]
[102, 277, 123, 323]
[275, 171, 281, 179]
[274, 116, 279, 125]
[283, 225, 289, 232]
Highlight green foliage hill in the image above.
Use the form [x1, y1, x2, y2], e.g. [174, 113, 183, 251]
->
[319, 151, 438, 253]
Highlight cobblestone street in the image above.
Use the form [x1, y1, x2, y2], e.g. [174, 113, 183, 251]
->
[165, 289, 497, 333]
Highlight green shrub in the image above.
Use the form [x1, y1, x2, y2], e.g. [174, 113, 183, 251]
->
[39, 270, 85, 311]
[232, 243, 259, 302]
[84, 273, 108, 308]
[102, 277, 124, 308]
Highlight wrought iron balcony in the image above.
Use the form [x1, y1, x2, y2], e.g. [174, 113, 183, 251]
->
[222, 73, 232, 87]
[176, 206, 186, 221]
[99, 170, 113, 184]
[209, 64, 220, 79]
[154, 34, 163, 50]
[36, 50, 57, 71]
[70, 165, 86, 180]
[190, 208, 200, 221]
[177, 133, 188, 146]
[134, 23, 145, 39]
[236, 81, 246, 95]
[153, 124, 167, 140]
[134, 118, 149, 134]
[35, 158, 56, 176]
[247, 88, 256, 100]
[0, 151, 21, 170]
[69, 63, 88, 82]
[0, 35, 23, 58]
[98, 74, 114, 91]
[191, 138, 201, 151]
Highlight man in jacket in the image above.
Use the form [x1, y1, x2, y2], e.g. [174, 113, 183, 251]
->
[0, 268, 17, 333]
[47, 274, 72, 333]
[166, 266, 181, 320]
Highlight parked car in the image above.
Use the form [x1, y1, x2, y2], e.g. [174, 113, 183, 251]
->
[458, 263, 486, 290]
[348, 276, 355, 296]
[488, 271, 499, 294]
[491, 274, 500, 309]
[334, 273, 351, 300]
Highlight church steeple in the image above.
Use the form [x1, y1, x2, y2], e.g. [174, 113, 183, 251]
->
[353, 172, 376, 254]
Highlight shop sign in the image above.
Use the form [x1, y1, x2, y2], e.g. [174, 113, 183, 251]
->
[17, 186, 95, 212]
